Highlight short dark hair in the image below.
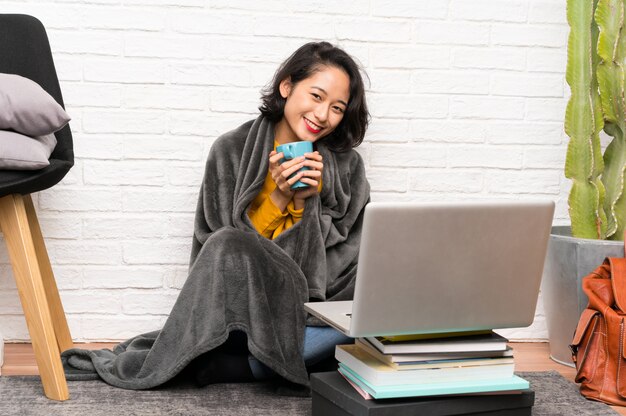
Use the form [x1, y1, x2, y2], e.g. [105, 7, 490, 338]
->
[259, 42, 370, 152]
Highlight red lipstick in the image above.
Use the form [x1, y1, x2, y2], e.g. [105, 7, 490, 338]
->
[304, 117, 322, 133]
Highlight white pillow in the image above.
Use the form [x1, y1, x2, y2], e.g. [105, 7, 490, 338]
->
[0, 130, 57, 170]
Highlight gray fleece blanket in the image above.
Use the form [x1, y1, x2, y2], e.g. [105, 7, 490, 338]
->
[61, 115, 370, 391]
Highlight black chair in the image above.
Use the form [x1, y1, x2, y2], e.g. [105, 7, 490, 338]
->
[0, 14, 74, 401]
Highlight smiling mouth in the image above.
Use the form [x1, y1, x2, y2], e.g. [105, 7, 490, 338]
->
[304, 117, 323, 133]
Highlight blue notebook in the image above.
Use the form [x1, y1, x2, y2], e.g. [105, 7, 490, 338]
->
[338, 363, 530, 399]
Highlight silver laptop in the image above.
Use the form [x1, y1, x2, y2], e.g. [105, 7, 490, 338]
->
[304, 200, 555, 338]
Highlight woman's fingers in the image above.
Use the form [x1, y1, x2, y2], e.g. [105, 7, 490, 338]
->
[302, 152, 323, 171]
[269, 153, 305, 170]
[300, 169, 322, 179]
[285, 170, 321, 187]
[270, 151, 320, 169]
[303, 160, 323, 171]
[269, 153, 303, 179]
[269, 152, 302, 168]
[286, 171, 306, 187]
[304, 151, 322, 161]
[281, 160, 306, 180]
[298, 177, 319, 187]
[268, 151, 283, 166]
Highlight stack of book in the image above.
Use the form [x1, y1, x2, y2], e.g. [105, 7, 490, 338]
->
[335, 330, 529, 399]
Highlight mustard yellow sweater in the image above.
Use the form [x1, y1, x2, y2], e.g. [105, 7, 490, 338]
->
[248, 143, 322, 239]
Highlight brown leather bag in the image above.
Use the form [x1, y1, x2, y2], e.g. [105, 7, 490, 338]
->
[570, 239, 626, 406]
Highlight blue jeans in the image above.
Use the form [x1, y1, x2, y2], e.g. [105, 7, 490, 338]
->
[248, 326, 352, 380]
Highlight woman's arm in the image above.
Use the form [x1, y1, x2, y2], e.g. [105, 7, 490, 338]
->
[248, 193, 291, 239]
[269, 188, 292, 213]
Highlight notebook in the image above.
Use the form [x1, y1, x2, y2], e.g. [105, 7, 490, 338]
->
[304, 200, 555, 338]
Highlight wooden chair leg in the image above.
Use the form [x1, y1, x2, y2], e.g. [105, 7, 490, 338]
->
[23, 194, 73, 352]
[0, 194, 69, 401]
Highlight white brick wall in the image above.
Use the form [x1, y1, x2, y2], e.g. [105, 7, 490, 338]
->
[0, 0, 569, 342]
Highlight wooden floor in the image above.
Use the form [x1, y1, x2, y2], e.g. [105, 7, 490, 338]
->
[1, 342, 624, 414]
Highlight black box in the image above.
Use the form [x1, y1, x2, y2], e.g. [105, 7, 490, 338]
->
[311, 371, 534, 416]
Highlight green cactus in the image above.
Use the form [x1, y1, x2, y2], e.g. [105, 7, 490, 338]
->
[566, 0, 626, 240]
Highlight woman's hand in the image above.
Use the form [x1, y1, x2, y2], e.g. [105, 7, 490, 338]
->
[268, 150, 306, 212]
[293, 151, 323, 209]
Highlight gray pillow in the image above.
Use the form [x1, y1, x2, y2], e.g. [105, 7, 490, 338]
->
[0, 130, 57, 170]
[0, 73, 71, 136]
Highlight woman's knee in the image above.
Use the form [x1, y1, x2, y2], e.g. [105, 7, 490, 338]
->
[207, 227, 263, 256]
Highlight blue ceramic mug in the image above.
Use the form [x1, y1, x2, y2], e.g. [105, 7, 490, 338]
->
[276, 141, 313, 189]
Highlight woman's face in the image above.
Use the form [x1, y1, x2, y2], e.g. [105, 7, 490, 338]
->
[275, 65, 350, 144]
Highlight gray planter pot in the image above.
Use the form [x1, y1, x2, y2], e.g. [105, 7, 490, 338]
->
[542, 226, 624, 366]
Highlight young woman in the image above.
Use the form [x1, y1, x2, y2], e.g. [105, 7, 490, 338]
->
[62, 41, 371, 393]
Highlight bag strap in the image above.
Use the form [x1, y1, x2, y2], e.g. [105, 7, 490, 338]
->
[611, 257, 626, 312]
[609, 233, 626, 311]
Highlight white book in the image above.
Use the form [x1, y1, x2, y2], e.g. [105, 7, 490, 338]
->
[335, 344, 515, 387]
[366, 331, 508, 354]
[355, 338, 515, 366]
[355, 338, 515, 370]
